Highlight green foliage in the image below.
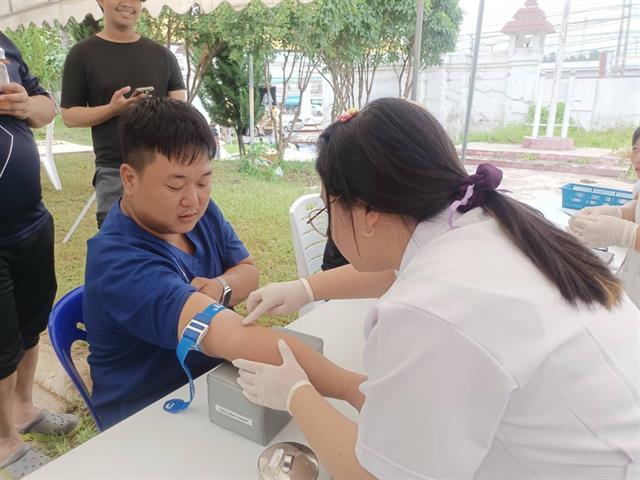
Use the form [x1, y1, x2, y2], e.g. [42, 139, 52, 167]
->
[467, 123, 637, 151]
[65, 14, 102, 43]
[4, 24, 66, 95]
[199, 45, 264, 154]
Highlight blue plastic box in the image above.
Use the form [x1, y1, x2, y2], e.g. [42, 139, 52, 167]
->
[560, 183, 633, 209]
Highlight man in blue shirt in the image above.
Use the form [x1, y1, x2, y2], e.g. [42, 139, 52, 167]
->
[84, 97, 365, 429]
[0, 33, 78, 479]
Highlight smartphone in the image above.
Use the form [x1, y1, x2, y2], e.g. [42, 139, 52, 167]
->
[131, 86, 154, 97]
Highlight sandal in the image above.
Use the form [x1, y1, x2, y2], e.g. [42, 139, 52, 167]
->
[0, 445, 50, 479]
[19, 409, 79, 435]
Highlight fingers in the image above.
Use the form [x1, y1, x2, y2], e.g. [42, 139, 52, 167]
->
[0, 83, 25, 94]
[245, 291, 262, 314]
[241, 389, 260, 405]
[237, 368, 256, 386]
[0, 92, 27, 103]
[277, 339, 296, 365]
[243, 295, 278, 325]
[232, 358, 262, 374]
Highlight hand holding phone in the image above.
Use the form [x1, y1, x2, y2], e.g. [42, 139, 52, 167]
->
[131, 86, 154, 97]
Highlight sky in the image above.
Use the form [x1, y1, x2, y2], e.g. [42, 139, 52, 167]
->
[455, 0, 640, 57]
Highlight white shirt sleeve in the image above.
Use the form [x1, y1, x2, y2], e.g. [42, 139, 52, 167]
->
[356, 301, 518, 480]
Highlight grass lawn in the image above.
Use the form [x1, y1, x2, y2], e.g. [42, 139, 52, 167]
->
[467, 123, 636, 151]
[36, 153, 319, 457]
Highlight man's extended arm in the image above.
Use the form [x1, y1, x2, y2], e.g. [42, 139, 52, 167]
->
[178, 291, 366, 409]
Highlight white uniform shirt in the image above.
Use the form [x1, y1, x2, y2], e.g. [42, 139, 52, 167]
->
[355, 208, 640, 480]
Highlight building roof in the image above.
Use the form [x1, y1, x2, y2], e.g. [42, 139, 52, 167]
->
[501, 0, 555, 35]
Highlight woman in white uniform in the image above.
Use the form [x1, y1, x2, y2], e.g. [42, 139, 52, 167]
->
[234, 99, 640, 479]
[569, 126, 640, 307]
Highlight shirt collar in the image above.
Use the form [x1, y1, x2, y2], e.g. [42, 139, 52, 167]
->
[398, 210, 451, 273]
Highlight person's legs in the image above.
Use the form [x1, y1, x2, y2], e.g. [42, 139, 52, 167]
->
[0, 247, 26, 463]
[94, 167, 123, 228]
[12, 215, 56, 429]
[0, 372, 22, 462]
[12, 346, 40, 429]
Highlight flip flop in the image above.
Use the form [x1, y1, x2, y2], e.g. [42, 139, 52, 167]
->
[19, 409, 79, 435]
[0, 445, 50, 479]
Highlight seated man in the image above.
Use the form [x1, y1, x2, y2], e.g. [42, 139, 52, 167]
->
[84, 97, 364, 428]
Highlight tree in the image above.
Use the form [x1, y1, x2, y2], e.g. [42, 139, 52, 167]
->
[5, 24, 66, 100]
[199, 45, 264, 155]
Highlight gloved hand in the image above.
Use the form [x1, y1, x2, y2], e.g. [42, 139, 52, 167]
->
[233, 339, 311, 413]
[242, 280, 313, 325]
[576, 205, 622, 218]
[568, 214, 638, 248]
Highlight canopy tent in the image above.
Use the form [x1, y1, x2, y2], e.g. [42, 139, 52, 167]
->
[0, 0, 313, 30]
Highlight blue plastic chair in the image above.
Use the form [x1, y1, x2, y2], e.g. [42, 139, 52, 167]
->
[48, 286, 103, 431]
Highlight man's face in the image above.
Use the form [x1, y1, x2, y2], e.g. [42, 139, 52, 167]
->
[99, 0, 143, 29]
[632, 140, 640, 178]
[122, 152, 212, 238]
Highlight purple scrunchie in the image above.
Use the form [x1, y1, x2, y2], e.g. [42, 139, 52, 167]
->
[447, 163, 503, 229]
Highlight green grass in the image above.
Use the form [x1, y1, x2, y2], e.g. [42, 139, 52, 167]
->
[37, 153, 319, 457]
[466, 123, 636, 151]
[33, 116, 93, 146]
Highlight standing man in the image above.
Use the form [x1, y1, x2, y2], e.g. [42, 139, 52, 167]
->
[61, 0, 187, 228]
[0, 33, 78, 480]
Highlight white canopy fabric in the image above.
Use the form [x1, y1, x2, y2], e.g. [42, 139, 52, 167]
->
[0, 0, 313, 30]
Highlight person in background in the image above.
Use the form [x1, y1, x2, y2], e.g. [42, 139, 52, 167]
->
[0, 32, 78, 480]
[83, 97, 364, 429]
[569, 126, 640, 307]
[236, 98, 640, 479]
[60, 0, 186, 228]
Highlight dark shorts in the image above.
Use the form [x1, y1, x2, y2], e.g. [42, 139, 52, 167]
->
[0, 213, 57, 379]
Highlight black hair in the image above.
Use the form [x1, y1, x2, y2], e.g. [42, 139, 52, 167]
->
[316, 97, 622, 309]
[119, 96, 216, 172]
[633, 126, 640, 146]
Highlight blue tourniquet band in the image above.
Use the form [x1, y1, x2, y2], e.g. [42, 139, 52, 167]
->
[163, 303, 226, 413]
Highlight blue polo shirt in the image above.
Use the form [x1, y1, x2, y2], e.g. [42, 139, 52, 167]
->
[83, 199, 250, 429]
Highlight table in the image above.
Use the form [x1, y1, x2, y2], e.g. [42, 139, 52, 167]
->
[526, 192, 627, 272]
[28, 299, 376, 480]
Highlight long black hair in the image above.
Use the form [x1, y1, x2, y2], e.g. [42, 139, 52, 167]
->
[316, 97, 622, 309]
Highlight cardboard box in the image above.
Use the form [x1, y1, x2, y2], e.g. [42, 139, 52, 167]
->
[207, 328, 324, 445]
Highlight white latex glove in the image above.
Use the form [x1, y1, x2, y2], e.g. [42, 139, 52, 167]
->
[568, 214, 638, 248]
[576, 205, 622, 218]
[232, 339, 311, 412]
[243, 280, 313, 325]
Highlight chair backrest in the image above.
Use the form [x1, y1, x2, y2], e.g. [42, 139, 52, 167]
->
[289, 193, 328, 278]
[48, 286, 103, 431]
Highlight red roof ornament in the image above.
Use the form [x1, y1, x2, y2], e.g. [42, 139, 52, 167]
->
[501, 0, 555, 35]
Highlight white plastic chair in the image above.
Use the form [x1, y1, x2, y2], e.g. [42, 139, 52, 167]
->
[289, 193, 328, 313]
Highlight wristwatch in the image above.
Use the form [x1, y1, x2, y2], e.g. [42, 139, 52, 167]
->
[215, 276, 232, 307]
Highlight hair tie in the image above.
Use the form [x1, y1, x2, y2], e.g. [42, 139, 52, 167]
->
[338, 107, 358, 123]
[447, 163, 503, 228]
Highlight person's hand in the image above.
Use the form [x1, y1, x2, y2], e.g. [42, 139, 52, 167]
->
[108, 86, 144, 115]
[0, 83, 31, 120]
[233, 339, 311, 412]
[243, 280, 312, 325]
[576, 205, 622, 218]
[568, 214, 638, 248]
[190, 277, 223, 303]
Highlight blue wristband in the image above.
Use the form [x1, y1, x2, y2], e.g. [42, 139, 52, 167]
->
[163, 303, 225, 414]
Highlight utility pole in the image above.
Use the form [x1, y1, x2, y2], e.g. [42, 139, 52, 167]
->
[461, 0, 485, 163]
[546, 0, 571, 138]
[410, 0, 425, 101]
[621, 0, 632, 75]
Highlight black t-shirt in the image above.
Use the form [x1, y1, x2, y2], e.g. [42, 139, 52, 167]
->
[61, 35, 185, 168]
[0, 33, 50, 246]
